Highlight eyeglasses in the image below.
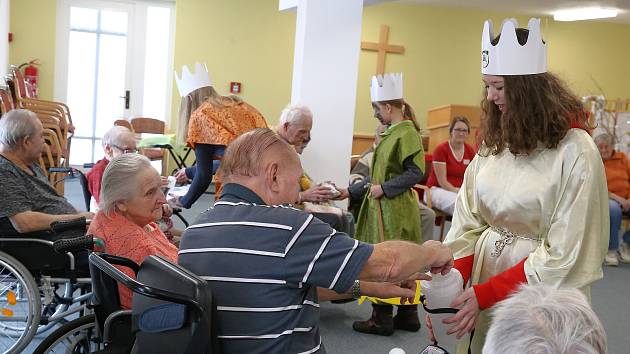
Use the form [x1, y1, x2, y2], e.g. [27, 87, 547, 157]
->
[452, 128, 469, 133]
[112, 144, 138, 154]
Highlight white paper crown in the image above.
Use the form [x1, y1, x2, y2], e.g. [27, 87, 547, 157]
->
[174, 62, 212, 97]
[481, 18, 547, 75]
[370, 73, 403, 102]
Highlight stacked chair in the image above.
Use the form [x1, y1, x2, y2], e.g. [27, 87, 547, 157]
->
[3, 66, 74, 194]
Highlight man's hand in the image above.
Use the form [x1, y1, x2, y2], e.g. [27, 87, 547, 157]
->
[422, 240, 454, 275]
[300, 185, 335, 203]
[360, 280, 417, 304]
[174, 168, 189, 184]
[334, 187, 349, 200]
[369, 184, 384, 199]
[444, 287, 479, 339]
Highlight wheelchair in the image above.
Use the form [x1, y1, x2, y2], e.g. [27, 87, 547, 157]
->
[0, 218, 94, 354]
[34, 252, 219, 354]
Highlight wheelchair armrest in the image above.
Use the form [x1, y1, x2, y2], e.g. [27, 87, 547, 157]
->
[53, 234, 94, 253]
[89, 253, 204, 316]
[50, 217, 87, 234]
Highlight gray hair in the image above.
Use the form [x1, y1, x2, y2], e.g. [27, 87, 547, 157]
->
[593, 133, 614, 147]
[99, 153, 154, 214]
[483, 284, 607, 354]
[102, 125, 133, 147]
[278, 104, 312, 126]
[0, 109, 39, 151]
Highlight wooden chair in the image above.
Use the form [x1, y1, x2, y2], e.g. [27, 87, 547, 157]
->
[130, 117, 167, 175]
[114, 119, 134, 131]
[413, 156, 452, 241]
[0, 86, 15, 115]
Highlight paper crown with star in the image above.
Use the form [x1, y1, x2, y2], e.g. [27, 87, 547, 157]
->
[174, 62, 213, 97]
[370, 73, 403, 102]
[481, 18, 547, 75]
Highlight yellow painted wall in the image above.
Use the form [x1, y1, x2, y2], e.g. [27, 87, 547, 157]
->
[356, 3, 630, 134]
[8, 0, 57, 100]
[9, 1, 630, 138]
[170, 0, 296, 129]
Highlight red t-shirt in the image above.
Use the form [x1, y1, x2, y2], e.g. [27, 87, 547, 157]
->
[85, 158, 109, 204]
[427, 141, 475, 188]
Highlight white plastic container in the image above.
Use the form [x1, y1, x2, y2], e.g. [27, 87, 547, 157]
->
[420, 269, 464, 352]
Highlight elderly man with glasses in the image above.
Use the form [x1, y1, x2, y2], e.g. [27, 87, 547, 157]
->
[86, 125, 139, 206]
[0, 109, 93, 238]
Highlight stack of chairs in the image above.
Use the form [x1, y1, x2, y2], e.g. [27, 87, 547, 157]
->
[3, 66, 75, 194]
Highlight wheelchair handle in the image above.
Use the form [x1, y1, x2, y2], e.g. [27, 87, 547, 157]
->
[51, 217, 87, 234]
[53, 234, 94, 253]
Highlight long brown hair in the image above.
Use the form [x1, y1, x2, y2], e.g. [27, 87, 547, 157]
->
[373, 99, 421, 132]
[482, 29, 586, 156]
[176, 86, 243, 144]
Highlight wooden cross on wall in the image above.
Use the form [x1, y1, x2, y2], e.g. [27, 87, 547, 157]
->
[361, 24, 405, 75]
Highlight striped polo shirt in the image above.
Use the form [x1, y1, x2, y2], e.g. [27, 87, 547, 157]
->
[178, 184, 373, 354]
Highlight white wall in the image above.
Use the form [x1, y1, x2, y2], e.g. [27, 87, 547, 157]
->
[0, 0, 9, 80]
[289, 0, 363, 194]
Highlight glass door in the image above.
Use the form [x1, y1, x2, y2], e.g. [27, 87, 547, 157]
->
[55, 0, 175, 165]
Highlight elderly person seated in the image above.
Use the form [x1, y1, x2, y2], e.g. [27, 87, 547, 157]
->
[275, 104, 336, 204]
[595, 133, 630, 266]
[178, 128, 454, 354]
[87, 153, 178, 309]
[87, 125, 180, 244]
[0, 109, 93, 238]
[483, 284, 607, 354]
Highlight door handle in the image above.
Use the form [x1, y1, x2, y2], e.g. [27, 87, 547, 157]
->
[120, 90, 130, 109]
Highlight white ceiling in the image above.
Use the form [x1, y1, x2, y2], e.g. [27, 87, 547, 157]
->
[396, 0, 630, 24]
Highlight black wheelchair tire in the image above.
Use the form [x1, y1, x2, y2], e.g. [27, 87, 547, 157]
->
[0, 250, 41, 354]
[33, 314, 99, 354]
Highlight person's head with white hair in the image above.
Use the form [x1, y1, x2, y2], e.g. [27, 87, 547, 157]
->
[0, 109, 45, 165]
[275, 104, 313, 146]
[483, 284, 607, 354]
[102, 125, 137, 160]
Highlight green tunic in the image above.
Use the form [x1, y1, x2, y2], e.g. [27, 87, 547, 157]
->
[355, 120, 424, 245]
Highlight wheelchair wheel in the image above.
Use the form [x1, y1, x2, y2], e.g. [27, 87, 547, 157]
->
[0, 250, 41, 354]
[33, 314, 101, 354]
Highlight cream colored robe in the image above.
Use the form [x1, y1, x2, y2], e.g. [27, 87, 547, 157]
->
[444, 129, 608, 353]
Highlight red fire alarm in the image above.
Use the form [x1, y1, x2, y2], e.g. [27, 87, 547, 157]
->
[8, 32, 13, 43]
[230, 82, 241, 94]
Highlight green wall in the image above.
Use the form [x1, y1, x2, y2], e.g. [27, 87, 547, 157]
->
[9, 0, 630, 137]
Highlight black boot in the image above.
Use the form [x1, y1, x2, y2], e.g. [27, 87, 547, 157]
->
[394, 304, 421, 332]
[352, 304, 394, 336]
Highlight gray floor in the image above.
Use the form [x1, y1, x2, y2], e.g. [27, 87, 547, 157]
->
[15, 178, 630, 353]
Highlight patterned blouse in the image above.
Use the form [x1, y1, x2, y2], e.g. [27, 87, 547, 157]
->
[186, 99, 267, 148]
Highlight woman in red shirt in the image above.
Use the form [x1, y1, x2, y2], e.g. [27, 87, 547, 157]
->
[425, 116, 476, 215]
[594, 133, 630, 266]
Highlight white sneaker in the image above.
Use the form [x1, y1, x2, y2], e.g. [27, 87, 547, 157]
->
[605, 250, 619, 266]
[618, 243, 630, 264]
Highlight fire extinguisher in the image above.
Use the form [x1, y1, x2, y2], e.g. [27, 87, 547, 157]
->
[18, 59, 40, 98]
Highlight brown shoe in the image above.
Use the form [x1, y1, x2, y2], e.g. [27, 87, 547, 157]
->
[352, 304, 394, 336]
[393, 304, 421, 332]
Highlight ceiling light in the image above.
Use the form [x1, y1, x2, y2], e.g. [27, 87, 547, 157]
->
[553, 7, 618, 21]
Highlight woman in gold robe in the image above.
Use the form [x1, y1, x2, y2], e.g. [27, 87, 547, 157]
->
[438, 19, 608, 353]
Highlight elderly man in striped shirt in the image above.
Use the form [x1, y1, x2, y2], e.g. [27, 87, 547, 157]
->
[179, 128, 453, 354]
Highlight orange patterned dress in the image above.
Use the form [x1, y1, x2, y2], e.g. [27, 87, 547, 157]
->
[186, 99, 267, 148]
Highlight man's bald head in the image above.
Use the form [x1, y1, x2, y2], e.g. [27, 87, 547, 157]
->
[220, 128, 302, 205]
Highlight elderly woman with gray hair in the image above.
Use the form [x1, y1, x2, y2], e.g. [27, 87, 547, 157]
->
[594, 133, 630, 266]
[87, 153, 178, 309]
[483, 284, 607, 354]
